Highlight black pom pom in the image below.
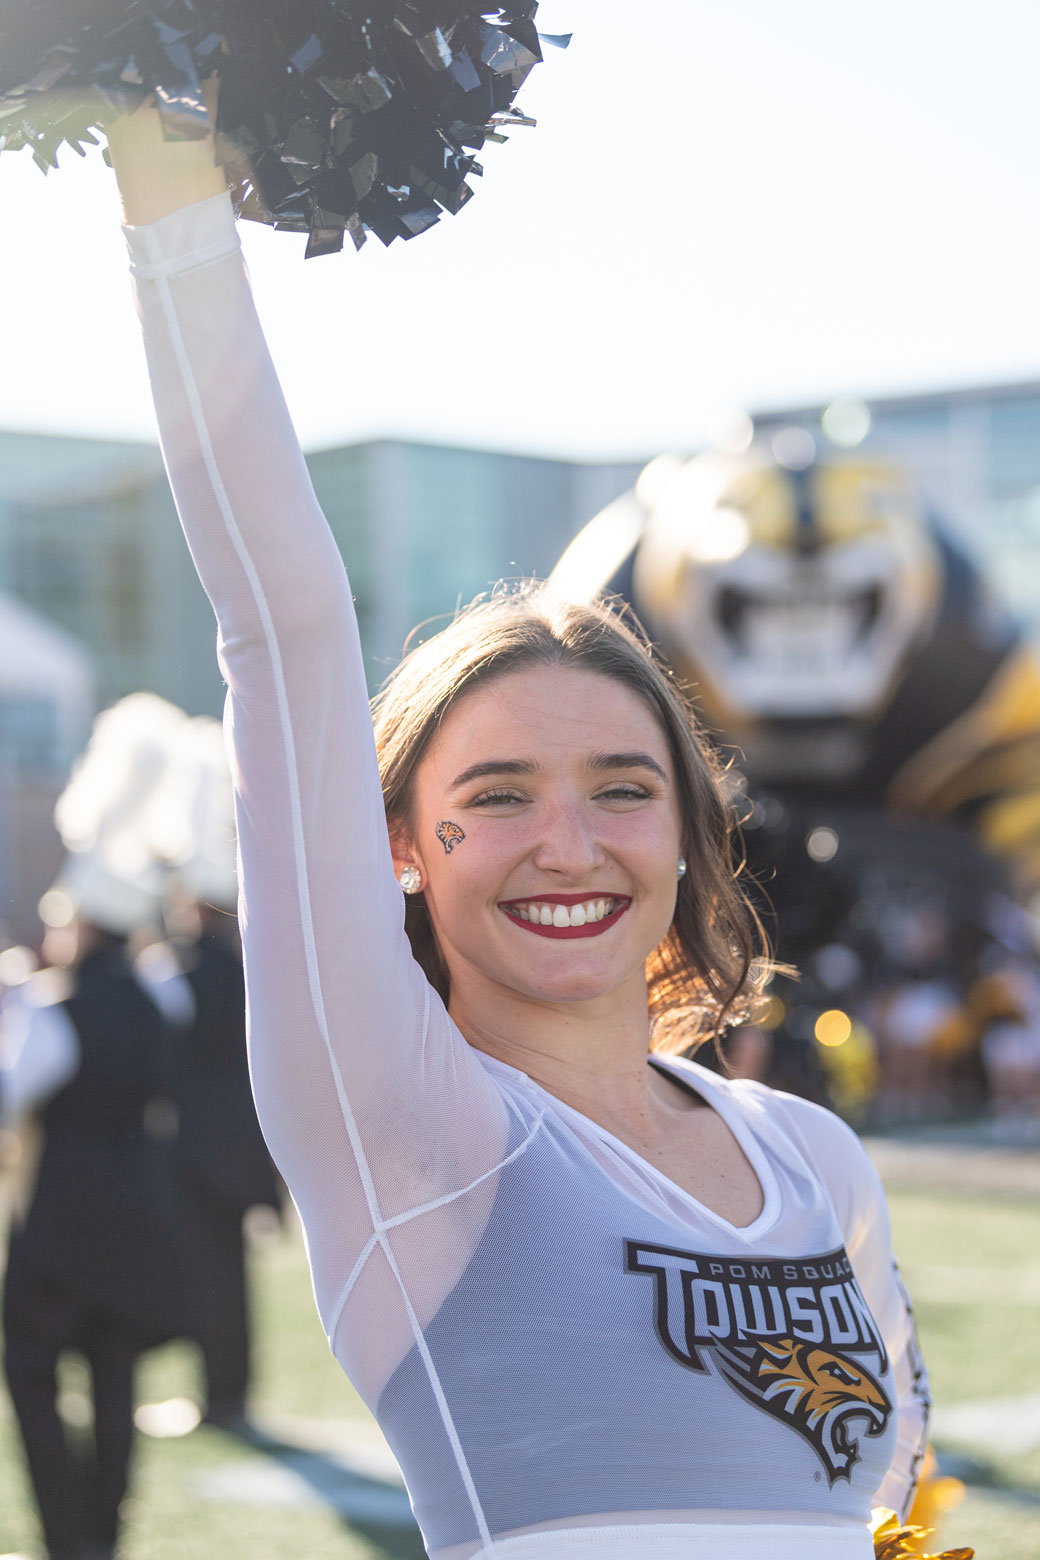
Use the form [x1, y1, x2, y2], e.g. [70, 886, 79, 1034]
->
[0, 1, 543, 250]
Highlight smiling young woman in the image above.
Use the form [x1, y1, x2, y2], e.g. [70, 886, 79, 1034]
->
[376, 610, 763, 1054]
[99, 97, 936, 1560]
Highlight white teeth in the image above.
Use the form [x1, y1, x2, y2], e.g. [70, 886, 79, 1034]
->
[510, 898, 621, 928]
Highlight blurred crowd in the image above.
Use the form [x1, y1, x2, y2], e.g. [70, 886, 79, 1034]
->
[0, 697, 280, 1560]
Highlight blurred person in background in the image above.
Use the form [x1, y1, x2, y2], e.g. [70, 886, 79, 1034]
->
[0, 691, 193, 1560]
[167, 901, 280, 1428]
[139, 899, 281, 1428]
[0, 864, 182, 1560]
[135, 711, 282, 1429]
[552, 447, 1040, 1128]
[0, 939, 40, 1247]
[974, 936, 1040, 1139]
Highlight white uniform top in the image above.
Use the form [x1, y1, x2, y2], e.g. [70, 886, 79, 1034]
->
[124, 192, 929, 1560]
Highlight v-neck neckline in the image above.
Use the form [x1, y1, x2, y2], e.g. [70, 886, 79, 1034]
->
[482, 1050, 781, 1241]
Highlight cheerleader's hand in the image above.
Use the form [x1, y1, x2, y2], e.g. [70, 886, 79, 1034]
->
[105, 80, 227, 227]
[870, 1506, 974, 1559]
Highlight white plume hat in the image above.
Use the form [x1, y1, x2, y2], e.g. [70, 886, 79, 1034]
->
[46, 692, 239, 932]
[49, 850, 165, 937]
[49, 692, 190, 935]
[145, 716, 239, 911]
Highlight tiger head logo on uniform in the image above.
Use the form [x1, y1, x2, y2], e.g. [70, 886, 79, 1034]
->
[625, 1240, 894, 1483]
[713, 1334, 891, 1481]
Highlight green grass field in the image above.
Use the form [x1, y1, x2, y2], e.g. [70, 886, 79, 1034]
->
[880, 1181, 1040, 1560]
[1, 1163, 1037, 1560]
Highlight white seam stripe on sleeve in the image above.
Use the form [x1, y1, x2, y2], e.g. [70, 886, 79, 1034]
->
[325, 1110, 548, 1343]
[325, 1233, 379, 1342]
[380, 1111, 547, 1232]
[143, 230, 493, 1551]
[146, 238, 385, 1237]
[129, 235, 240, 281]
[376, 1230, 498, 1557]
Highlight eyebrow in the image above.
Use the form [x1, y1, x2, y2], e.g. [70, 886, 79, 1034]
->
[449, 751, 669, 789]
[592, 751, 669, 781]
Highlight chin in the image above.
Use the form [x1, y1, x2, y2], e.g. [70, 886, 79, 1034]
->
[514, 963, 630, 1005]
[449, 921, 658, 1007]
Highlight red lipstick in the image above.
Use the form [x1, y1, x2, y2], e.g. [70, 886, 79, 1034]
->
[498, 894, 631, 940]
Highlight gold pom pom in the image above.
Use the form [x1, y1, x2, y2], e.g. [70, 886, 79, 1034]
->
[871, 1507, 974, 1560]
[907, 1446, 969, 1535]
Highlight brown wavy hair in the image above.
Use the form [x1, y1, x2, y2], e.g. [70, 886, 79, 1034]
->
[372, 584, 770, 1055]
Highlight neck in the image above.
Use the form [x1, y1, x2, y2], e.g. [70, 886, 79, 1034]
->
[449, 973, 663, 1138]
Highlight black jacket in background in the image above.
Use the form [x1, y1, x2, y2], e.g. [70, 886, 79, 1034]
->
[5, 944, 186, 1345]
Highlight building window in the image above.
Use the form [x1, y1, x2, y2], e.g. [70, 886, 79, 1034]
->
[0, 696, 62, 780]
[10, 521, 91, 643]
[107, 538, 145, 651]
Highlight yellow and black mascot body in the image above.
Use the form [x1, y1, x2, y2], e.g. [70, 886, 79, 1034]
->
[551, 449, 1040, 1113]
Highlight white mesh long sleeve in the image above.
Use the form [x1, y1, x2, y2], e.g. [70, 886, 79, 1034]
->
[770, 1090, 931, 1521]
[124, 193, 510, 1397]
[843, 1158, 931, 1520]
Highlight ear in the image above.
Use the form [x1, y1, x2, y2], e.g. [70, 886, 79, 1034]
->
[388, 823, 423, 883]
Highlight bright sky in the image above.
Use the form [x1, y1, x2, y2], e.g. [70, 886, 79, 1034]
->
[2, 0, 1039, 458]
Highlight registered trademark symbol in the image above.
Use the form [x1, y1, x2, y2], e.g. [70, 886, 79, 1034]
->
[814, 1472, 822, 1482]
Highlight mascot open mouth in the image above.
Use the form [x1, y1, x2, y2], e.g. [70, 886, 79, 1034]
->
[717, 582, 886, 656]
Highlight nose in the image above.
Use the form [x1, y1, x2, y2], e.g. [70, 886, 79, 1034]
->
[529, 797, 606, 879]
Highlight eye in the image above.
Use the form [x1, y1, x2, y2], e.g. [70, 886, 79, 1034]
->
[596, 783, 653, 803]
[469, 787, 527, 808]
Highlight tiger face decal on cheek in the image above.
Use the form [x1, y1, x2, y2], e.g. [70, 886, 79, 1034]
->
[436, 820, 466, 854]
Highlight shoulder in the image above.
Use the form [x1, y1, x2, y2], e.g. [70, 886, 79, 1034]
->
[741, 1074, 870, 1162]
[662, 1055, 847, 1138]
[753, 1078, 887, 1241]
[664, 1057, 884, 1234]
[680, 1057, 861, 1145]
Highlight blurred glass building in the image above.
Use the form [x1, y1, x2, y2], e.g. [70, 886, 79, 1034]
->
[0, 429, 642, 719]
[0, 430, 216, 717]
[6, 383, 1040, 725]
[305, 440, 642, 689]
[0, 591, 92, 939]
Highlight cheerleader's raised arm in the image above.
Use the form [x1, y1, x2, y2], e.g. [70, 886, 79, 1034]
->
[107, 111, 511, 1399]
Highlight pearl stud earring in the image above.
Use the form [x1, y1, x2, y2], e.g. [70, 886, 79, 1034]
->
[398, 865, 422, 894]
[677, 857, 687, 880]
